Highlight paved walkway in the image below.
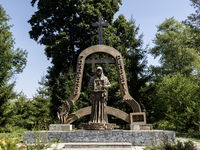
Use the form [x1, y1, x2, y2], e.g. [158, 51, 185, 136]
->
[47, 143, 144, 150]
[44, 138, 200, 150]
[48, 144, 144, 150]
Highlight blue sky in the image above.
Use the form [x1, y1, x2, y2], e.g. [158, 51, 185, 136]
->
[1, 0, 195, 98]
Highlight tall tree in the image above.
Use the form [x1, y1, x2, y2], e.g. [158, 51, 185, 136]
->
[110, 15, 149, 109]
[190, 0, 200, 17]
[29, 77, 52, 130]
[30, 96, 51, 130]
[146, 17, 200, 132]
[154, 73, 200, 133]
[11, 94, 33, 130]
[29, 0, 148, 123]
[0, 5, 27, 130]
[150, 17, 200, 77]
[29, 0, 123, 120]
[36, 75, 50, 99]
[183, 0, 200, 61]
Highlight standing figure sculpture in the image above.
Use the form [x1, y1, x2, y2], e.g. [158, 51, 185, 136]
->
[88, 67, 111, 123]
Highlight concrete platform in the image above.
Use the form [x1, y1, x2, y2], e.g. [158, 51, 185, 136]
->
[61, 148, 132, 150]
[45, 143, 142, 150]
[63, 142, 131, 148]
[23, 130, 175, 146]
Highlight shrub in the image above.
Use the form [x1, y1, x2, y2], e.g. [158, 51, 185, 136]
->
[144, 140, 197, 150]
[0, 137, 24, 150]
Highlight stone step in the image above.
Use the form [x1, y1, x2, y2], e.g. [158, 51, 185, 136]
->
[62, 148, 132, 150]
[46, 143, 134, 150]
[63, 142, 132, 148]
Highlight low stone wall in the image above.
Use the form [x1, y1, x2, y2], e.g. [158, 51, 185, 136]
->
[23, 130, 175, 146]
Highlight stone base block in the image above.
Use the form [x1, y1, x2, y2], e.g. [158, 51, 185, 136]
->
[126, 124, 153, 130]
[49, 124, 75, 131]
[63, 142, 131, 148]
[23, 130, 175, 146]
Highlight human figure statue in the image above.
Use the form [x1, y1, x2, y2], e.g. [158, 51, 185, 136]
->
[88, 66, 111, 123]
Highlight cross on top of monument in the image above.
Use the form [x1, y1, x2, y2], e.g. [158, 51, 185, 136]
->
[92, 17, 108, 45]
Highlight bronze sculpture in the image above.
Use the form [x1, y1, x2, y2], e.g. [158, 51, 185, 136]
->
[88, 66, 111, 123]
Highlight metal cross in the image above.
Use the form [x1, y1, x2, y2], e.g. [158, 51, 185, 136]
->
[92, 17, 108, 44]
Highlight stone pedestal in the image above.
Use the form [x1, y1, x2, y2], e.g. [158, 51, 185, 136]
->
[49, 124, 75, 131]
[126, 124, 153, 130]
[23, 130, 175, 146]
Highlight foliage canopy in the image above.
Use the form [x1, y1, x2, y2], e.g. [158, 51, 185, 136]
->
[0, 5, 27, 131]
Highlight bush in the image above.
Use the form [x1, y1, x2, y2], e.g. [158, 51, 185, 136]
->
[0, 137, 24, 150]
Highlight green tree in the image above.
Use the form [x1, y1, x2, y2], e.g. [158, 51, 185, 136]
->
[0, 5, 27, 131]
[190, 0, 200, 15]
[30, 96, 51, 130]
[36, 75, 50, 99]
[183, 0, 200, 61]
[150, 17, 200, 77]
[106, 15, 149, 121]
[154, 73, 200, 133]
[11, 94, 33, 130]
[113, 15, 149, 104]
[29, 0, 148, 124]
[28, 0, 123, 120]
[146, 17, 200, 132]
[139, 82, 157, 124]
[30, 76, 52, 130]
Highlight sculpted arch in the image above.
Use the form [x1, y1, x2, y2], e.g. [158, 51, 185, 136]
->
[58, 45, 145, 125]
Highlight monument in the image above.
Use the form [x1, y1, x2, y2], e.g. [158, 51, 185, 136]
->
[57, 17, 148, 130]
[23, 18, 175, 147]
